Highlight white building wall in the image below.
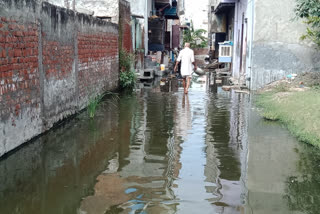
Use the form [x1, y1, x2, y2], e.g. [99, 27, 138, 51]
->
[231, 0, 247, 83]
[46, 0, 120, 23]
[129, 0, 146, 17]
[184, 0, 209, 35]
[209, 0, 320, 90]
[245, 0, 254, 88]
[250, 0, 320, 89]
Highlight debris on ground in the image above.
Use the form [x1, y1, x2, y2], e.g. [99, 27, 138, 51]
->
[258, 72, 320, 93]
[204, 60, 224, 70]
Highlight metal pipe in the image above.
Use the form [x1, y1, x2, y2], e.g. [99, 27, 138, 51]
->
[144, 0, 148, 56]
[249, 0, 254, 90]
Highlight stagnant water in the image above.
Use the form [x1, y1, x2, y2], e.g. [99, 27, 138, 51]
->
[0, 78, 319, 214]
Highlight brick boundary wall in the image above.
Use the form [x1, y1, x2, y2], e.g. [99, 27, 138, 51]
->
[0, 0, 119, 156]
[194, 48, 209, 66]
[119, 0, 132, 53]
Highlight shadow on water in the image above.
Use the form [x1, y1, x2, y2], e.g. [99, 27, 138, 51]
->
[0, 75, 320, 214]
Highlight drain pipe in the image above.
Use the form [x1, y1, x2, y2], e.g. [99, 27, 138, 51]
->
[144, 0, 149, 56]
[249, 0, 254, 90]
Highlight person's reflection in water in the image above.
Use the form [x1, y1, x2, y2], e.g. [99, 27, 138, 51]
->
[182, 93, 189, 109]
[176, 94, 192, 140]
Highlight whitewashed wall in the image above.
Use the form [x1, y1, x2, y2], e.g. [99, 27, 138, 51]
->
[46, 0, 120, 23]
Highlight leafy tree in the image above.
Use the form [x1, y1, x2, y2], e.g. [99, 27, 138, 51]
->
[183, 21, 208, 48]
[295, 0, 320, 47]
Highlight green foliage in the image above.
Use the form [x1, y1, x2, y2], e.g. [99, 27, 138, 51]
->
[87, 92, 118, 118]
[119, 49, 136, 90]
[183, 21, 208, 48]
[119, 70, 136, 89]
[119, 49, 134, 73]
[87, 93, 104, 118]
[312, 85, 320, 90]
[295, 0, 320, 47]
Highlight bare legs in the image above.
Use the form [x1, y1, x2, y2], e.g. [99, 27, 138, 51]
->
[183, 76, 191, 94]
[186, 77, 191, 93]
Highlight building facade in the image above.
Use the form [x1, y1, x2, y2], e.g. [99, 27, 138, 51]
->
[209, 0, 320, 90]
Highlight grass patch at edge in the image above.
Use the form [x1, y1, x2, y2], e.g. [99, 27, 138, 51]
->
[256, 90, 320, 148]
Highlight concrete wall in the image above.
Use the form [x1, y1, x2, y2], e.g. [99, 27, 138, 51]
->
[178, 0, 185, 15]
[129, 0, 145, 17]
[250, 0, 320, 89]
[0, 0, 119, 157]
[46, 0, 120, 23]
[232, 0, 247, 81]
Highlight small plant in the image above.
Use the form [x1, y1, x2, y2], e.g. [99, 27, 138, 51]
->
[119, 49, 134, 73]
[119, 49, 136, 90]
[87, 93, 104, 118]
[87, 92, 118, 118]
[119, 70, 136, 89]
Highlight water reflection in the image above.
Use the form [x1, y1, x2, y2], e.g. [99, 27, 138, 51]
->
[1, 75, 319, 214]
[0, 99, 120, 214]
[175, 94, 192, 140]
[204, 90, 245, 214]
[245, 109, 320, 214]
[284, 144, 320, 214]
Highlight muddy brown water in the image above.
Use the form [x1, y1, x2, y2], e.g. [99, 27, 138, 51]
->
[0, 78, 319, 214]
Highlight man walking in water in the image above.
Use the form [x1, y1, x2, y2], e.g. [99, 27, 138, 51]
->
[174, 43, 197, 94]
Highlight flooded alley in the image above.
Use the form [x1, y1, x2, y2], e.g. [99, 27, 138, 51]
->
[0, 78, 319, 214]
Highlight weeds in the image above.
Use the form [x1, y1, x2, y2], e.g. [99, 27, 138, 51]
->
[119, 49, 135, 73]
[274, 82, 290, 92]
[87, 92, 118, 119]
[312, 85, 320, 90]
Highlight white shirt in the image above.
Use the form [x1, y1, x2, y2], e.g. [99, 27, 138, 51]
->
[177, 47, 195, 76]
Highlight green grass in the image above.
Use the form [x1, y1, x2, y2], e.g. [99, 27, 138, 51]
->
[87, 94, 103, 118]
[87, 92, 118, 119]
[256, 89, 320, 148]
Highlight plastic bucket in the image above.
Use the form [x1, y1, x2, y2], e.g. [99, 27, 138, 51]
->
[160, 64, 165, 71]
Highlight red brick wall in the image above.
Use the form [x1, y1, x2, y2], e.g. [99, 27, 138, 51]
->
[194, 48, 209, 55]
[0, 0, 120, 156]
[78, 33, 118, 100]
[0, 17, 40, 122]
[119, 0, 132, 53]
[42, 41, 74, 79]
[194, 48, 209, 66]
